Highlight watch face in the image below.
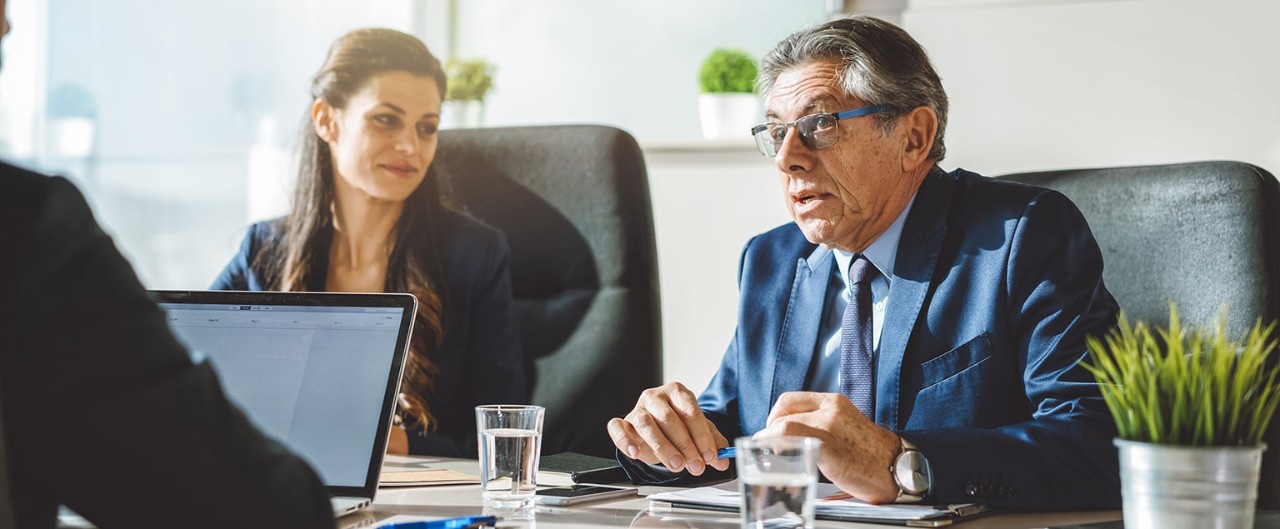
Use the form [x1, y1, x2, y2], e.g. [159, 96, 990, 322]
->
[894, 450, 930, 494]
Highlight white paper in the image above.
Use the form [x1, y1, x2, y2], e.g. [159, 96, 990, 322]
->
[647, 480, 979, 522]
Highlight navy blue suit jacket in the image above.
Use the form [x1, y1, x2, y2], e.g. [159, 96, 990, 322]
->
[628, 168, 1121, 509]
[211, 210, 526, 458]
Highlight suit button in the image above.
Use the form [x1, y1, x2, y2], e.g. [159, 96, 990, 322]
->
[964, 480, 978, 497]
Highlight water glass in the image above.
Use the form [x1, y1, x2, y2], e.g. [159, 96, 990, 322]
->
[475, 405, 545, 510]
[736, 436, 822, 529]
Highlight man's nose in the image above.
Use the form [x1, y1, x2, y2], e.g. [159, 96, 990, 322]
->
[775, 127, 811, 173]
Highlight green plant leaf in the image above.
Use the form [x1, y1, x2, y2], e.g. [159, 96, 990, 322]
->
[1079, 304, 1280, 446]
[445, 58, 495, 102]
[698, 48, 757, 94]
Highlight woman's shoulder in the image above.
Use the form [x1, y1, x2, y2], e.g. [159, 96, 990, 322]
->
[435, 208, 509, 254]
[245, 217, 287, 241]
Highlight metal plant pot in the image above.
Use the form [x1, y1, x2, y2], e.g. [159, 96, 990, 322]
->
[1115, 439, 1266, 529]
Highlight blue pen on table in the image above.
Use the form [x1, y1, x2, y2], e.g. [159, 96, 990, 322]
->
[379, 515, 497, 529]
[716, 446, 736, 459]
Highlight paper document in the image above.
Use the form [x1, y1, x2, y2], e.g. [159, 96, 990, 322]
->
[378, 468, 481, 487]
[647, 480, 988, 525]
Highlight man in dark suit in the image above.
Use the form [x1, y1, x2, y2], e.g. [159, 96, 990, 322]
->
[608, 16, 1121, 508]
[0, 1, 336, 526]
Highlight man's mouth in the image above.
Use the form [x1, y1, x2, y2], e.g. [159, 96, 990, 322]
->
[793, 192, 830, 205]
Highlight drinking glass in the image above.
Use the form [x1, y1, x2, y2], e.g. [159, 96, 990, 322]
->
[475, 405, 545, 510]
[736, 436, 822, 529]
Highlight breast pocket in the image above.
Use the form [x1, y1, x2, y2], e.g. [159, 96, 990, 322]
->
[918, 332, 994, 391]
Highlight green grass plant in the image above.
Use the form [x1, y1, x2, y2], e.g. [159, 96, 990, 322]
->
[1082, 305, 1280, 446]
[698, 48, 757, 94]
[445, 58, 494, 102]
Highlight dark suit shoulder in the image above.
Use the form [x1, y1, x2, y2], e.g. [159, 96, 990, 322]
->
[434, 208, 511, 272]
[437, 208, 508, 249]
[948, 167, 1067, 213]
[744, 222, 815, 265]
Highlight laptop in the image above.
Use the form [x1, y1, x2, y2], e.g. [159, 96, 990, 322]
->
[151, 290, 416, 517]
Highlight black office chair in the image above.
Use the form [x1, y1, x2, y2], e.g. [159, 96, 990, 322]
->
[438, 124, 662, 457]
[0, 381, 14, 528]
[1001, 160, 1280, 509]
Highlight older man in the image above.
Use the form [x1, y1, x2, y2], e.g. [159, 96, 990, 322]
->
[608, 16, 1120, 509]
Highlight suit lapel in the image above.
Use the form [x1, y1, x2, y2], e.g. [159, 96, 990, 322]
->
[769, 246, 834, 409]
[876, 168, 953, 429]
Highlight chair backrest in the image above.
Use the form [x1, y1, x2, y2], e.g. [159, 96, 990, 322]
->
[1001, 160, 1280, 508]
[438, 125, 662, 457]
[0, 377, 14, 528]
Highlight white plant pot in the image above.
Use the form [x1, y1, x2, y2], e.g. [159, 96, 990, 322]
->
[1115, 439, 1265, 529]
[49, 117, 96, 158]
[443, 100, 485, 129]
[698, 93, 759, 140]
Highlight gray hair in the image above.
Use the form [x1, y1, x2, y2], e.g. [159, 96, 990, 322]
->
[758, 15, 949, 162]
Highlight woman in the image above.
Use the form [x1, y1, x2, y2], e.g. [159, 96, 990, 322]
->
[212, 28, 526, 457]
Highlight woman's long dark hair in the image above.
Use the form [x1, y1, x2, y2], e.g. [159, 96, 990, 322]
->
[255, 28, 449, 429]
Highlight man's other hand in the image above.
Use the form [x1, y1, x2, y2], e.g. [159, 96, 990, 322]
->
[607, 382, 731, 476]
[762, 391, 901, 504]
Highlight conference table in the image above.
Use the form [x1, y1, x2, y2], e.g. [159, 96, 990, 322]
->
[339, 455, 1124, 529]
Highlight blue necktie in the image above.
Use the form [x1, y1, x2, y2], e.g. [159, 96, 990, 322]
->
[840, 256, 875, 415]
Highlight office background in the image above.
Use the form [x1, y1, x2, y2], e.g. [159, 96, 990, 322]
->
[2, 0, 1276, 393]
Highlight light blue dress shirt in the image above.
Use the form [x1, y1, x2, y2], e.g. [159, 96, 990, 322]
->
[807, 193, 918, 393]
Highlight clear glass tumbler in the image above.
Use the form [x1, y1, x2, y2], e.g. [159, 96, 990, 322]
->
[736, 436, 822, 529]
[475, 405, 545, 510]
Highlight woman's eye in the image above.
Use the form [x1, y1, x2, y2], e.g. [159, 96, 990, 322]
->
[373, 114, 400, 127]
[417, 123, 438, 136]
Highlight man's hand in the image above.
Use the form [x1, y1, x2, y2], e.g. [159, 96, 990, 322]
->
[761, 392, 901, 504]
[607, 382, 732, 476]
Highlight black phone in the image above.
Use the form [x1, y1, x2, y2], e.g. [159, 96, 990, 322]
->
[534, 484, 638, 505]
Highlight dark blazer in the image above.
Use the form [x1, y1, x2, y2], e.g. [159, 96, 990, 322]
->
[626, 168, 1122, 509]
[211, 210, 526, 458]
[0, 165, 334, 529]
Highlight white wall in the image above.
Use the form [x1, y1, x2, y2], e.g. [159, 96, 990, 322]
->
[903, 0, 1280, 175]
[448, 0, 828, 141]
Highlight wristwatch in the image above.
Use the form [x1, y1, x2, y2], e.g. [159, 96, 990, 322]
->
[891, 436, 931, 502]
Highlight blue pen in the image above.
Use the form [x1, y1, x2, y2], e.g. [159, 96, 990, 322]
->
[379, 515, 497, 529]
[716, 446, 736, 459]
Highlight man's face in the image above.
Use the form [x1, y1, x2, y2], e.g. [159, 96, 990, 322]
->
[766, 59, 919, 254]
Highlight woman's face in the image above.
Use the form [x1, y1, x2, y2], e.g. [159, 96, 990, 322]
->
[313, 70, 442, 203]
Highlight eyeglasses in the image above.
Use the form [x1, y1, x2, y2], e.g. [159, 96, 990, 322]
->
[751, 105, 890, 157]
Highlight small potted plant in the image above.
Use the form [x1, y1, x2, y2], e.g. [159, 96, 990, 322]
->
[444, 57, 495, 128]
[697, 48, 758, 140]
[1083, 305, 1280, 529]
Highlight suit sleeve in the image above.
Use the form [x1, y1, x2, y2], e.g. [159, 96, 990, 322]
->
[407, 231, 526, 458]
[12, 178, 335, 529]
[617, 236, 760, 484]
[903, 190, 1121, 508]
[209, 223, 260, 290]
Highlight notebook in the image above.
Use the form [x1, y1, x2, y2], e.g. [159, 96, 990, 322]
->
[537, 452, 628, 486]
[152, 290, 416, 518]
[647, 480, 990, 527]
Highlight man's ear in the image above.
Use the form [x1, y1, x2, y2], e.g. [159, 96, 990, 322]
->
[900, 106, 938, 173]
[312, 99, 338, 143]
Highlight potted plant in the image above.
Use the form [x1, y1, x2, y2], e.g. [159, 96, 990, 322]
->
[697, 48, 758, 140]
[444, 57, 495, 128]
[1083, 305, 1280, 529]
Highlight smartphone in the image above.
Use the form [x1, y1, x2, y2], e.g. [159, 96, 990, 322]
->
[534, 484, 638, 505]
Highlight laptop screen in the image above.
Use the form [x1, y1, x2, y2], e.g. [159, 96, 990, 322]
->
[151, 290, 415, 496]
